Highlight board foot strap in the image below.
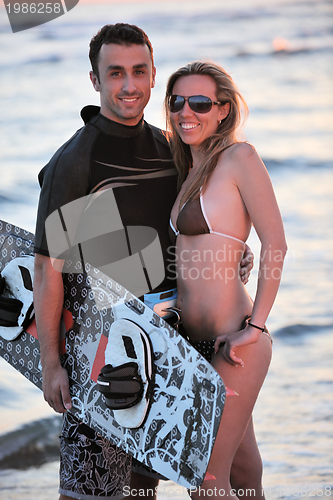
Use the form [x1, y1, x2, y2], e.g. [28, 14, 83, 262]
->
[0, 295, 23, 327]
[97, 362, 144, 410]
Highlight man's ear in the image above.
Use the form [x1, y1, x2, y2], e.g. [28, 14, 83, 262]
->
[151, 66, 156, 89]
[90, 71, 100, 92]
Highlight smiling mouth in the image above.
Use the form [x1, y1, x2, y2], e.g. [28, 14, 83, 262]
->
[119, 97, 140, 104]
[180, 123, 199, 130]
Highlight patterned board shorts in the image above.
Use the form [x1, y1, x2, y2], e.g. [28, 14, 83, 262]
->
[59, 412, 131, 499]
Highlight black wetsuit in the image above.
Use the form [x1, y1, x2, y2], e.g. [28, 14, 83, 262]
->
[35, 105, 178, 293]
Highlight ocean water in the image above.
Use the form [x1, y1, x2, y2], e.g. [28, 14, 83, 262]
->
[0, 0, 333, 498]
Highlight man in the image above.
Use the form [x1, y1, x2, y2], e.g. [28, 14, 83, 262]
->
[34, 24, 254, 500]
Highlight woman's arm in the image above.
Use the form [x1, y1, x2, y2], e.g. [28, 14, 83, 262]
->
[215, 144, 287, 365]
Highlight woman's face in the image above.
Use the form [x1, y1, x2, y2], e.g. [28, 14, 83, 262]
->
[170, 74, 229, 151]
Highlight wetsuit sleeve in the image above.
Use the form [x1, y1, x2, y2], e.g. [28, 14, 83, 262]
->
[34, 126, 96, 256]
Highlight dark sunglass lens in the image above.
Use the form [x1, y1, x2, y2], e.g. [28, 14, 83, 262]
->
[169, 95, 184, 112]
[190, 96, 212, 113]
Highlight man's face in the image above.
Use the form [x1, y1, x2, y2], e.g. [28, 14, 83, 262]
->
[90, 43, 156, 126]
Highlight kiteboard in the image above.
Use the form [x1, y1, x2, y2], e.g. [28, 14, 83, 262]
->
[0, 219, 226, 488]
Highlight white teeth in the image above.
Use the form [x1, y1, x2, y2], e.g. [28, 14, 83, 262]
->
[181, 123, 198, 130]
[121, 98, 138, 102]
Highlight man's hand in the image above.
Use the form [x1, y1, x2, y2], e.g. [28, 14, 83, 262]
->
[240, 244, 254, 284]
[42, 362, 72, 413]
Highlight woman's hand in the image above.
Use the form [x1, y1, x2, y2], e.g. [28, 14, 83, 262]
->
[214, 323, 261, 367]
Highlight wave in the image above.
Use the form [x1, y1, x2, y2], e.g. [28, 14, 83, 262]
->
[274, 322, 333, 338]
[25, 54, 63, 65]
[263, 158, 333, 171]
[236, 43, 332, 59]
[0, 416, 62, 469]
[0, 187, 37, 207]
[0, 194, 16, 205]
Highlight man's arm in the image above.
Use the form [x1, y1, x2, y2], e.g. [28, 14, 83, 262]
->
[240, 244, 254, 284]
[33, 254, 71, 413]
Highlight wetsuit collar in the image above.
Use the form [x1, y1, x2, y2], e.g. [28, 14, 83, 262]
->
[80, 105, 144, 138]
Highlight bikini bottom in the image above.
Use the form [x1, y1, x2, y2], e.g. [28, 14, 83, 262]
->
[169, 315, 272, 364]
[174, 323, 215, 363]
[190, 338, 216, 363]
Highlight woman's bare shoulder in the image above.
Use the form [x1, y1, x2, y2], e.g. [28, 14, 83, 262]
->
[229, 142, 266, 170]
[228, 142, 257, 159]
[216, 142, 260, 171]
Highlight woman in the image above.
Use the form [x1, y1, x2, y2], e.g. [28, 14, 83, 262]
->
[165, 62, 287, 499]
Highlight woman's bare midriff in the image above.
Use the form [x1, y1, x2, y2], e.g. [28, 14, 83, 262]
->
[176, 234, 253, 341]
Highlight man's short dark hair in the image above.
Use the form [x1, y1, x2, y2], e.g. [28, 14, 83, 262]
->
[89, 23, 154, 82]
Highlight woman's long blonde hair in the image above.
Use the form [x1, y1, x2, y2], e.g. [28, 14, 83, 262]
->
[164, 61, 248, 207]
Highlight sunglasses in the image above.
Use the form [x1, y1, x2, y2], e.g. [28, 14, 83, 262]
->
[169, 94, 224, 114]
